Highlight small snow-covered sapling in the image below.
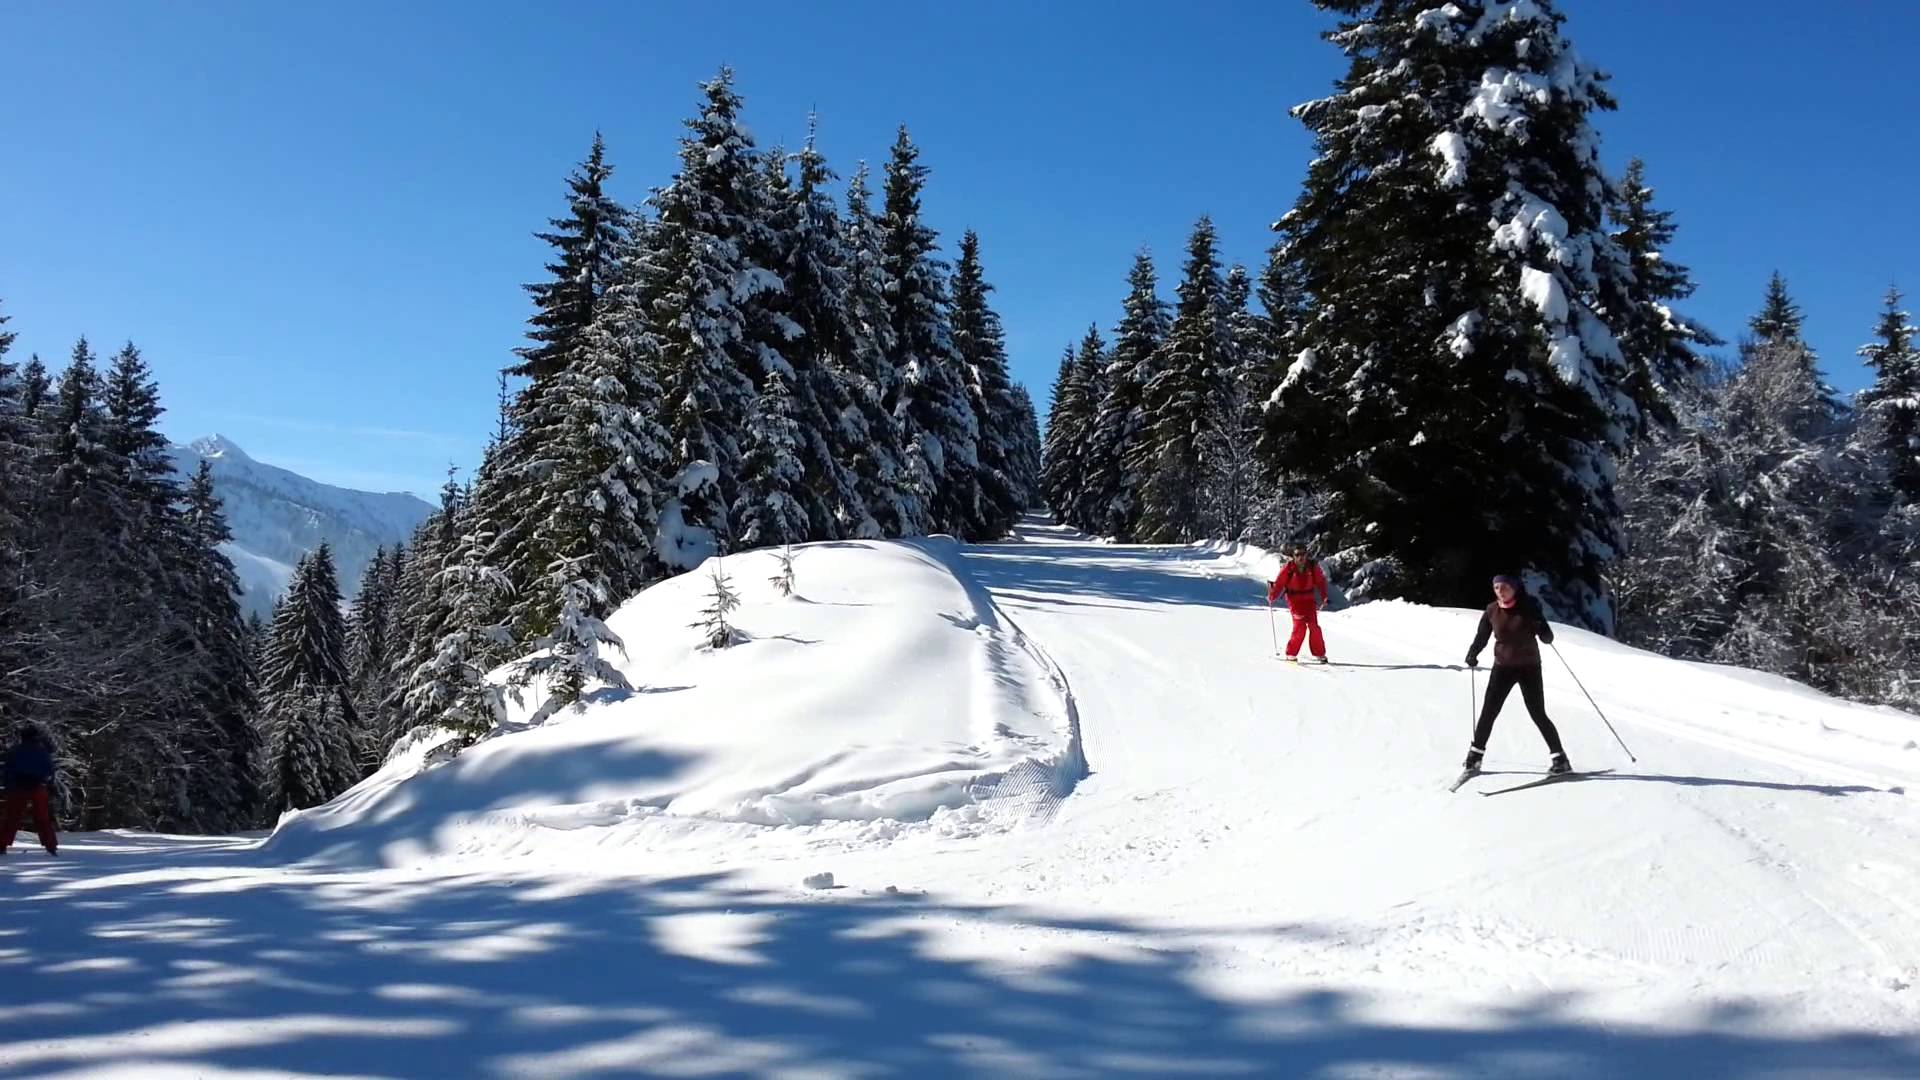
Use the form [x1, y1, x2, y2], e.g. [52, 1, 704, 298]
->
[696, 561, 743, 649]
[770, 545, 798, 598]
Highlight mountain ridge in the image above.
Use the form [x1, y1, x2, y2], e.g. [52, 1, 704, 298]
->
[168, 435, 434, 615]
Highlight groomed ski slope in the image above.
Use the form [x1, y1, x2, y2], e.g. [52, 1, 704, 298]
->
[7, 520, 1920, 1079]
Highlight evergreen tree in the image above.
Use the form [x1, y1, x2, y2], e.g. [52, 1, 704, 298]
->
[735, 369, 810, 547]
[1750, 271, 1804, 342]
[389, 479, 463, 741]
[1134, 218, 1227, 544]
[261, 545, 359, 808]
[178, 459, 261, 828]
[0, 304, 37, 738]
[19, 354, 51, 419]
[1043, 333, 1108, 531]
[1741, 272, 1844, 439]
[510, 562, 631, 725]
[952, 234, 1029, 538]
[1609, 158, 1718, 439]
[509, 133, 628, 381]
[347, 545, 402, 769]
[265, 675, 359, 812]
[949, 230, 1024, 538]
[1089, 253, 1171, 540]
[695, 561, 742, 649]
[1006, 383, 1044, 511]
[409, 516, 515, 741]
[503, 286, 670, 638]
[881, 127, 981, 537]
[838, 161, 921, 536]
[1856, 287, 1920, 502]
[759, 126, 871, 539]
[633, 69, 767, 565]
[1268, 0, 1638, 628]
[1199, 265, 1267, 539]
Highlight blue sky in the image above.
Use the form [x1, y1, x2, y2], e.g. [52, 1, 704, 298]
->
[3, 1, 1916, 498]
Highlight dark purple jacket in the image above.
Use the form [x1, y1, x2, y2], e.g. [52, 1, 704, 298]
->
[1467, 594, 1555, 668]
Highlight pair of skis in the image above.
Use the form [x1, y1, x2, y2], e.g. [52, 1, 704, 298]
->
[1449, 767, 1616, 795]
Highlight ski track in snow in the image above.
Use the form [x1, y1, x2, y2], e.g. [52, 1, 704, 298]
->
[7, 519, 1920, 1078]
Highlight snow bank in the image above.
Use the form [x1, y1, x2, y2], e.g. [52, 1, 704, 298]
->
[264, 538, 1084, 866]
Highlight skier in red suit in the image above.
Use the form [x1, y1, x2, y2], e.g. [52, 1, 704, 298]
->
[1267, 545, 1330, 663]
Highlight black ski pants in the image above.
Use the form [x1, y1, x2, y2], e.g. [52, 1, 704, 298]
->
[1472, 664, 1565, 758]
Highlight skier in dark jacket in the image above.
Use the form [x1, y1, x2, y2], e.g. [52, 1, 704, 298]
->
[1, 723, 59, 857]
[1461, 576, 1570, 776]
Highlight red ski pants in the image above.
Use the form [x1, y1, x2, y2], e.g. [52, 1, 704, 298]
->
[1, 785, 58, 854]
[1284, 598, 1325, 659]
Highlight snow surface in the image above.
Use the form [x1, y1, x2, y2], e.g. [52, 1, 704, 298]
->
[10, 520, 1920, 1078]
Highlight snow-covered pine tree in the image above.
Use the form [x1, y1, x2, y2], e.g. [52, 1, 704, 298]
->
[1856, 287, 1920, 503]
[1249, 241, 1306, 442]
[0, 303, 31, 730]
[1609, 158, 1719, 440]
[39, 338, 177, 827]
[763, 125, 872, 539]
[1613, 361, 1746, 658]
[486, 137, 635, 655]
[388, 472, 468, 738]
[736, 369, 810, 548]
[261, 546, 359, 809]
[265, 674, 359, 812]
[508, 133, 628, 381]
[949, 230, 1024, 539]
[632, 69, 768, 566]
[503, 280, 670, 640]
[409, 515, 516, 741]
[347, 545, 402, 769]
[510, 564, 630, 724]
[1065, 327, 1113, 532]
[177, 458, 261, 830]
[1006, 383, 1044, 512]
[1269, 0, 1639, 628]
[838, 161, 922, 536]
[1198, 266, 1267, 540]
[1746, 272, 1845, 437]
[1089, 253, 1172, 540]
[1134, 218, 1227, 544]
[881, 127, 982, 537]
[18, 353, 51, 421]
[1042, 346, 1089, 527]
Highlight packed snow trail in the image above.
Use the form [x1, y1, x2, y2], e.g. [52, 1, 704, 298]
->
[956, 523, 1920, 1019]
[8, 521, 1920, 1078]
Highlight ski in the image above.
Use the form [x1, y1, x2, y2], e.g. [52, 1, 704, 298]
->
[1479, 768, 1617, 796]
[1447, 768, 1480, 792]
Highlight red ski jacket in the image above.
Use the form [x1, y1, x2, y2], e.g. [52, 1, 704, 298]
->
[1267, 560, 1329, 611]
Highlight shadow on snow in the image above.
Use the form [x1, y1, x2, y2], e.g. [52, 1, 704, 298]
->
[2, 842, 1916, 1079]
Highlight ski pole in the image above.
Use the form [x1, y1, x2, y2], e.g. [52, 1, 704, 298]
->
[1550, 642, 1637, 763]
[1266, 599, 1280, 656]
[1467, 664, 1476, 742]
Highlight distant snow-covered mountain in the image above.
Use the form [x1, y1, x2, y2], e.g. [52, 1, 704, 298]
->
[167, 435, 435, 617]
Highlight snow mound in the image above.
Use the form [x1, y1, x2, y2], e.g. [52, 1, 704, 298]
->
[264, 538, 1086, 866]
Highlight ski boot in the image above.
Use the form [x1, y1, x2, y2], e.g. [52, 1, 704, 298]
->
[1548, 753, 1572, 776]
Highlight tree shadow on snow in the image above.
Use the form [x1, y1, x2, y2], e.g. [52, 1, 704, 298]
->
[3, 843, 1917, 1079]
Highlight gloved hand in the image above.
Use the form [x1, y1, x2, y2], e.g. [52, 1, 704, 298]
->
[1464, 654, 1479, 669]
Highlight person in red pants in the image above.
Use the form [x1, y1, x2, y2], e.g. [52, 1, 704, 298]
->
[1267, 545, 1330, 663]
[1, 723, 59, 858]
